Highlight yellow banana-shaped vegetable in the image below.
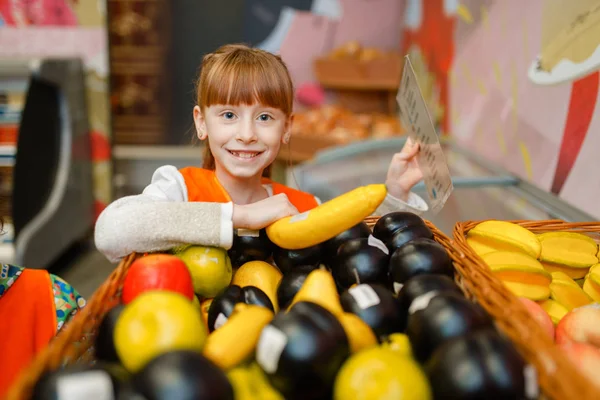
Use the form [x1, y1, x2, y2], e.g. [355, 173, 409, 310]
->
[266, 184, 387, 249]
[203, 304, 274, 370]
[227, 363, 284, 400]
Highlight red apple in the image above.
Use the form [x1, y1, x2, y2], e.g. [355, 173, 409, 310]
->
[560, 341, 600, 389]
[555, 303, 600, 347]
[122, 254, 195, 304]
[519, 297, 555, 340]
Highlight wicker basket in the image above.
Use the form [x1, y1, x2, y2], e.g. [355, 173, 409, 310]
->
[8, 218, 584, 399]
[452, 219, 600, 400]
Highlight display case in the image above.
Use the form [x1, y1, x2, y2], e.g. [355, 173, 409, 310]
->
[0, 58, 95, 269]
[289, 136, 595, 234]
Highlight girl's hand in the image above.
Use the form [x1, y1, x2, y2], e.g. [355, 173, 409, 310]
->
[385, 138, 424, 202]
[232, 194, 299, 230]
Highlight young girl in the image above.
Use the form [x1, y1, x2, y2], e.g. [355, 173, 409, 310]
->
[95, 44, 428, 263]
[0, 218, 86, 396]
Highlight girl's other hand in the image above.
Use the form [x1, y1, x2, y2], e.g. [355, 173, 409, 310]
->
[232, 194, 299, 230]
[385, 138, 424, 202]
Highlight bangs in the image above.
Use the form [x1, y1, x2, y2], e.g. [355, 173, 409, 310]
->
[199, 50, 294, 115]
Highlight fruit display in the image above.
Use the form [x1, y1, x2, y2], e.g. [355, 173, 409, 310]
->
[466, 220, 598, 313]
[24, 208, 548, 400]
[465, 220, 600, 389]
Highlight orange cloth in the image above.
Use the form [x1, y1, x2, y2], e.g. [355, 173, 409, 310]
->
[179, 167, 318, 212]
[0, 269, 56, 397]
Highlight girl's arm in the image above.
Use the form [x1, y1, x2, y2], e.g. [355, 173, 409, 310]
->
[94, 166, 233, 263]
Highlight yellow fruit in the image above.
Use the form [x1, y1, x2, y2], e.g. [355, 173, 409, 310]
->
[334, 347, 431, 400]
[549, 273, 593, 311]
[200, 298, 213, 331]
[540, 248, 597, 269]
[551, 271, 580, 287]
[338, 312, 378, 353]
[381, 333, 412, 358]
[538, 299, 569, 324]
[115, 291, 207, 372]
[266, 184, 387, 249]
[502, 281, 551, 301]
[467, 236, 531, 257]
[203, 304, 274, 370]
[232, 261, 282, 312]
[177, 246, 233, 298]
[288, 268, 344, 316]
[542, 262, 590, 279]
[468, 221, 541, 258]
[481, 253, 552, 301]
[537, 232, 598, 254]
[481, 251, 545, 271]
[227, 363, 283, 400]
[583, 264, 600, 302]
[192, 295, 201, 309]
[536, 232, 597, 280]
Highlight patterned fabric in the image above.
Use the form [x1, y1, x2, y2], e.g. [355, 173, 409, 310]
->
[0, 264, 86, 332]
[49, 274, 87, 331]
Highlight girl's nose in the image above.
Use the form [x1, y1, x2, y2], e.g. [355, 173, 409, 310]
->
[236, 119, 257, 143]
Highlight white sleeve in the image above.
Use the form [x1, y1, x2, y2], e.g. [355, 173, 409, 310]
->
[372, 191, 429, 217]
[94, 165, 234, 263]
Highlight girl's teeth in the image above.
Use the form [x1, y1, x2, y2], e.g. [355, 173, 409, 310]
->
[232, 151, 258, 158]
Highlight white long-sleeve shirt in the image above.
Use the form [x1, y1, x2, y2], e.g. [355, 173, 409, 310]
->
[94, 165, 429, 263]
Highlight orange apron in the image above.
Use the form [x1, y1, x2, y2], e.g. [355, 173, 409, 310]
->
[0, 269, 56, 397]
[179, 167, 318, 212]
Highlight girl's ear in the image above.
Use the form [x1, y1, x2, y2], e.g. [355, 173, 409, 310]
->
[282, 113, 294, 144]
[193, 106, 208, 140]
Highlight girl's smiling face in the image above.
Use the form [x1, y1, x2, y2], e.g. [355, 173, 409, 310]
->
[194, 103, 291, 180]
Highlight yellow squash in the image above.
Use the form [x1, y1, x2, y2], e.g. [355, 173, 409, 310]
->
[266, 184, 387, 250]
[203, 304, 274, 370]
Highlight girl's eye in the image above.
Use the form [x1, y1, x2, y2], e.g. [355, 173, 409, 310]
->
[223, 112, 235, 119]
[258, 114, 272, 121]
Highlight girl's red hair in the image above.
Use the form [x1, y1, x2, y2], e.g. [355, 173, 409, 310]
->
[197, 44, 295, 177]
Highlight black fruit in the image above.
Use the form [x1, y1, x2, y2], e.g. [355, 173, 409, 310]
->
[32, 364, 126, 400]
[207, 285, 274, 332]
[273, 243, 323, 274]
[340, 283, 403, 341]
[372, 212, 427, 248]
[332, 237, 390, 291]
[406, 292, 493, 363]
[132, 350, 234, 400]
[389, 238, 453, 285]
[396, 274, 462, 331]
[277, 269, 312, 310]
[257, 301, 350, 400]
[388, 224, 434, 251]
[323, 222, 372, 262]
[425, 328, 531, 400]
[96, 304, 126, 363]
[228, 228, 274, 268]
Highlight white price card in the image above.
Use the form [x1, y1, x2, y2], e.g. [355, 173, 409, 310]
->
[397, 55, 454, 214]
